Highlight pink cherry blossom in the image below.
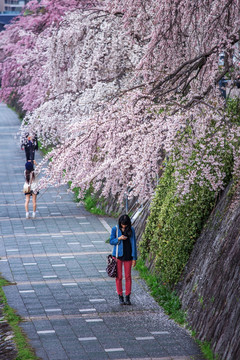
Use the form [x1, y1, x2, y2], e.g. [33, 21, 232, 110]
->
[0, 0, 239, 203]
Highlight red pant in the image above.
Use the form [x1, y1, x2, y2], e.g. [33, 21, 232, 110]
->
[115, 259, 132, 296]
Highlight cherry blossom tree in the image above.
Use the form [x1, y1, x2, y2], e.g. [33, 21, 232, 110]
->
[106, 0, 240, 103]
[0, 0, 96, 111]
[1, 0, 240, 203]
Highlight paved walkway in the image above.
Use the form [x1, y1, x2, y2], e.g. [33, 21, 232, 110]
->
[0, 103, 205, 360]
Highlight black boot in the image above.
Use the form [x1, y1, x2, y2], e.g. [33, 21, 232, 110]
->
[119, 295, 125, 305]
[125, 295, 131, 305]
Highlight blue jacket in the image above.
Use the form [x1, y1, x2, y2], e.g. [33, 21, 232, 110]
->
[110, 226, 137, 260]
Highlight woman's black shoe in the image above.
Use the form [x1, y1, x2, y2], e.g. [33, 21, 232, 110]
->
[119, 295, 125, 305]
[125, 295, 131, 305]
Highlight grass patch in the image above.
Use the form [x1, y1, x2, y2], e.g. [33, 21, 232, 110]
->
[70, 184, 119, 217]
[0, 277, 39, 360]
[193, 335, 219, 360]
[68, 181, 107, 215]
[71, 185, 106, 215]
[83, 187, 107, 215]
[135, 258, 186, 325]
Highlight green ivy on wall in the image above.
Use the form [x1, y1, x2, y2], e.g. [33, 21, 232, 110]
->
[140, 98, 240, 286]
[140, 162, 216, 285]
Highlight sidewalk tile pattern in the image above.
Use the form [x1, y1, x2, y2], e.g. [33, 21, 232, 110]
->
[0, 103, 206, 359]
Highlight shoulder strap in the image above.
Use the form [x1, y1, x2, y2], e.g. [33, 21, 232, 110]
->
[116, 225, 118, 259]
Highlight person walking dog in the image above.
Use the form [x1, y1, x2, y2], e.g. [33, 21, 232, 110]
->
[110, 214, 137, 305]
[23, 160, 39, 219]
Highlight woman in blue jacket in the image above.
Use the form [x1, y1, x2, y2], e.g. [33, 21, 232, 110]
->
[110, 214, 137, 305]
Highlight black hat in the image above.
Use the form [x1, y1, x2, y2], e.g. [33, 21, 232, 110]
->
[25, 162, 33, 171]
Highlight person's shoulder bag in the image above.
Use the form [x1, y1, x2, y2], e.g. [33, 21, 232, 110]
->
[23, 182, 31, 193]
[106, 226, 118, 278]
[23, 172, 33, 193]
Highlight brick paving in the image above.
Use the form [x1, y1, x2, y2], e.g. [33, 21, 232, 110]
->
[0, 103, 206, 360]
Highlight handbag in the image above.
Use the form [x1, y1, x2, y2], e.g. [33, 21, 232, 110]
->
[23, 172, 35, 194]
[23, 181, 31, 193]
[106, 226, 118, 278]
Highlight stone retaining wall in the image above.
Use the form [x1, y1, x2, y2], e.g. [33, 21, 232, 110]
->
[177, 182, 240, 360]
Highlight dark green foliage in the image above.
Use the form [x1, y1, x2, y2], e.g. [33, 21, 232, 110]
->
[140, 99, 240, 286]
[140, 163, 216, 285]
